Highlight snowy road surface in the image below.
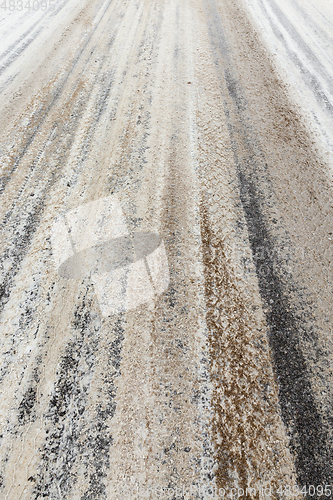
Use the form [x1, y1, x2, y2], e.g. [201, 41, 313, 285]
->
[1, 0, 333, 498]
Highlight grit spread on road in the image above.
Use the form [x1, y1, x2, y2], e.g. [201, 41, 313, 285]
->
[0, 0, 333, 498]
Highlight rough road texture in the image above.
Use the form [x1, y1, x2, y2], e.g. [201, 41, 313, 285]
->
[0, 0, 333, 499]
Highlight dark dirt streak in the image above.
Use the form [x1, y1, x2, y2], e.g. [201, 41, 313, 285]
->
[0, 199, 46, 316]
[0, 361, 42, 485]
[0, 0, 115, 197]
[205, 0, 332, 488]
[18, 386, 38, 425]
[16, 361, 42, 428]
[31, 291, 123, 500]
[32, 288, 94, 499]
[81, 319, 124, 500]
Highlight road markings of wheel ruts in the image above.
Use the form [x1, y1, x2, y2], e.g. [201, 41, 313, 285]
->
[51, 195, 169, 316]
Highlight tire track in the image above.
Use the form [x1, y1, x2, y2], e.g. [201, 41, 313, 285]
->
[204, 0, 333, 488]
